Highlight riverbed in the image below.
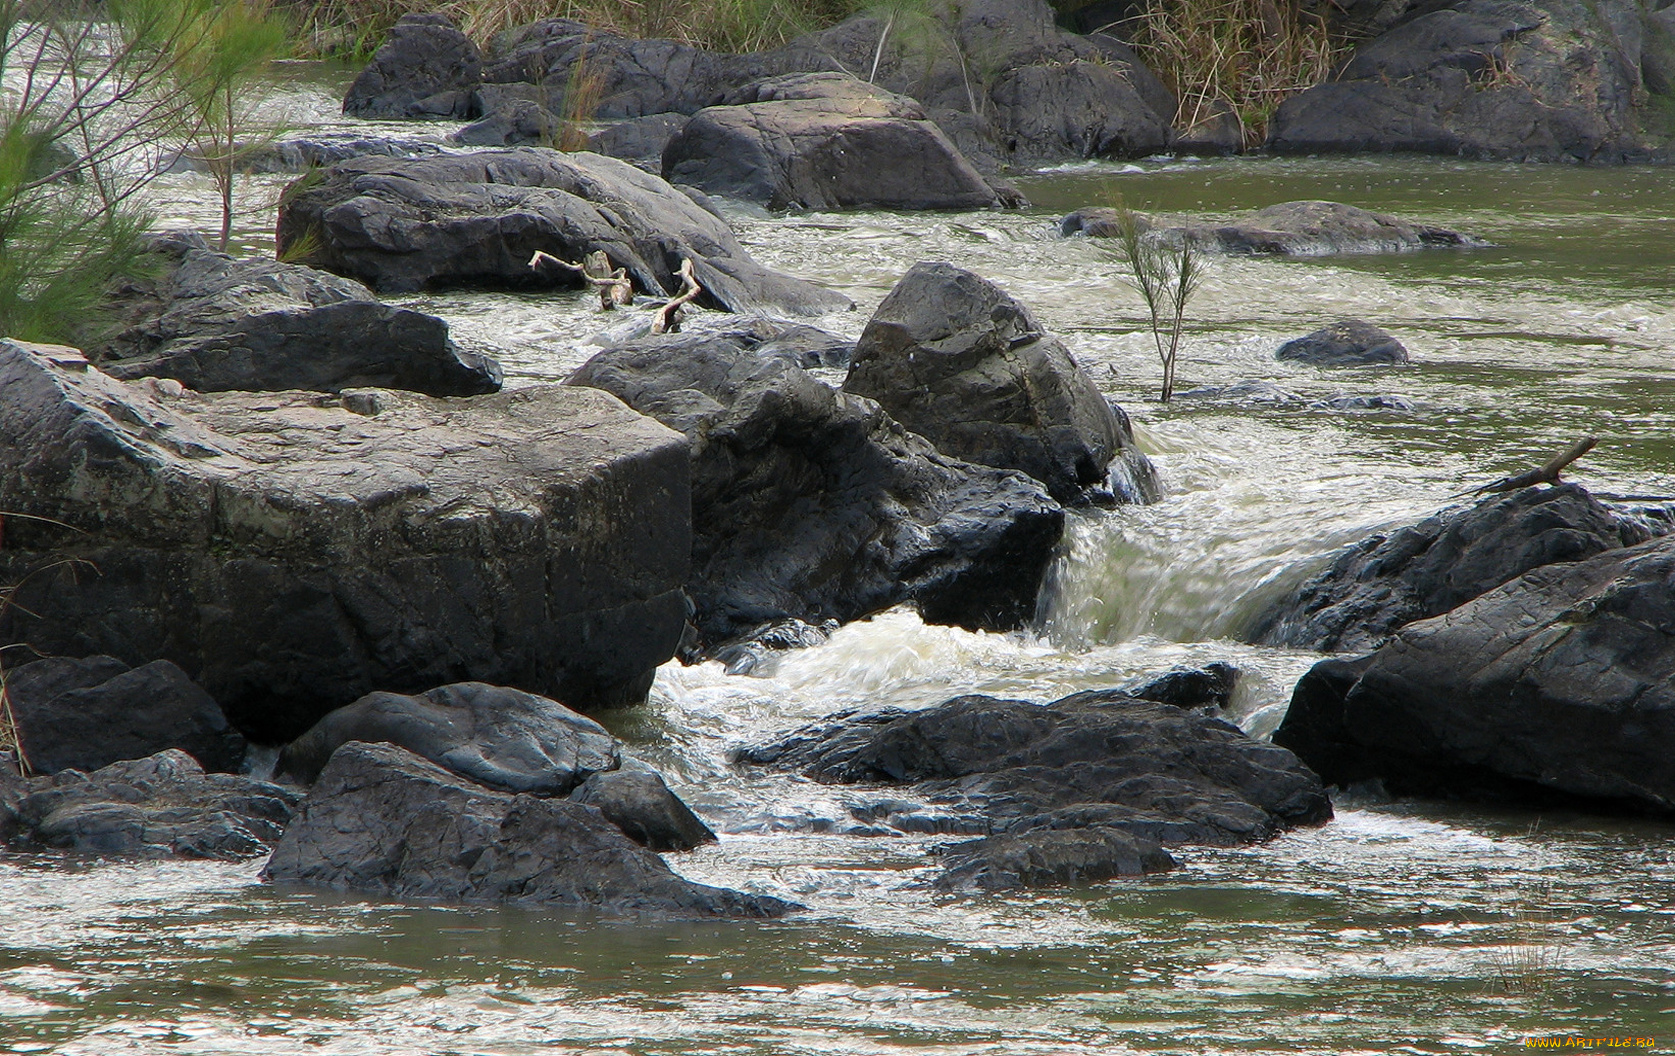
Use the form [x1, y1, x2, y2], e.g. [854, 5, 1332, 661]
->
[4, 63, 1675, 1055]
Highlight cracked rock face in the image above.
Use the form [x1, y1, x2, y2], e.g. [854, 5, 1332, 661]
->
[0, 340, 690, 742]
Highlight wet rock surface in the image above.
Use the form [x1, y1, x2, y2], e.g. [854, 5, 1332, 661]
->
[569, 769, 717, 852]
[91, 237, 502, 396]
[663, 73, 1014, 211]
[845, 262, 1159, 506]
[1062, 201, 1481, 257]
[0, 340, 690, 742]
[1248, 484, 1649, 653]
[276, 148, 850, 317]
[276, 683, 620, 794]
[568, 329, 1065, 650]
[738, 688, 1332, 887]
[8, 750, 300, 859]
[1277, 319, 1410, 366]
[1274, 531, 1675, 813]
[264, 741, 792, 916]
[4, 656, 246, 776]
[1266, 0, 1650, 162]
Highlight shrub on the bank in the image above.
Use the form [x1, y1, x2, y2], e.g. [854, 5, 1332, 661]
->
[1124, 0, 1346, 146]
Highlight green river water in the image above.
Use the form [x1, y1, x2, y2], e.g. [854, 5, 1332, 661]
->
[3, 63, 1675, 1056]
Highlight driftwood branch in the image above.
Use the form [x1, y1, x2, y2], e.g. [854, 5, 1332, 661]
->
[652, 258, 702, 334]
[528, 249, 633, 309]
[1471, 436, 1597, 496]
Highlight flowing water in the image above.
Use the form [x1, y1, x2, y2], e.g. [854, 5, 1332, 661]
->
[6, 62, 1675, 1054]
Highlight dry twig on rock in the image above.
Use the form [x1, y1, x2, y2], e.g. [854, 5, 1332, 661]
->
[528, 249, 633, 309]
[653, 258, 702, 335]
[1471, 436, 1598, 496]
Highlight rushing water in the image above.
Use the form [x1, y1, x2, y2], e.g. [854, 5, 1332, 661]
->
[6, 62, 1675, 1055]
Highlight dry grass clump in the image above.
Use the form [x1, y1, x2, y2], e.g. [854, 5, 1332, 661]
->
[1123, 0, 1348, 148]
[292, 0, 862, 57]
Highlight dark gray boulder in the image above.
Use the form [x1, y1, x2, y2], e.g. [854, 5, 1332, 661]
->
[264, 741, 792, 916]
[569, 769, 717, 852]
[588, 113, 690, 170]
[0, 340, 690, 742]
[1266, 0, 1648, 162]
[91, 240, 502, 396]
[343, 13, 481, 119]
[1247, 484, 1650, 653]
[1124, 661, 1240, 711]
[935, 827, 1176, 892]
[708, 617, 840, 675]
[10, 750, 300, 858]
[275, 682, 619, 793]
[663, 73, 1014, 211]
[738, 688, 1331, 886]
[568, 330, 1064, 650]
[450, 97, 560, 147]
[4, 656, 245, 775]
[1061, 200, 1481, 257]
[276, 148, 850, 316]
[845, 262, 1159, 506]
[1273, 532, 1675, 813]
[1276, 319, 1410, 366]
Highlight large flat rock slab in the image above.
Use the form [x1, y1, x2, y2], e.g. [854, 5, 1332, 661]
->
[275, 148, 851, 316]
[1061, 201, 1482, 257]
[0, 340, 690, 742]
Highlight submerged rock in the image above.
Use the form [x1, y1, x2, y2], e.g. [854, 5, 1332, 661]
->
[568, 330, 1064, 650]
[936, 827, 1176, 892]
[276, 148, 851, 317]
[845, 262, 1159, 506]
[1274, 532, 1675, 813]
[663, 73, 1014, 211]
[0, 341, 690, 742]
[92, 237, 502, 396]
[1247, 484, 1649, 653]
[1061, 201, 1481, 257]
[343, 12, 480, 119]
[10, 750, 300, 858]
[276, 683, 620, 794]
[739, 687, 1331, 887]
[264, 741, 791, 916]
[1267, 0, 1649, 162]
[4, 656, 245, 775]
[1277, 319, 1410, 366]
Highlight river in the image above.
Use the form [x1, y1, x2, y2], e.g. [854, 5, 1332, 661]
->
[3, 61, 1674, 1055]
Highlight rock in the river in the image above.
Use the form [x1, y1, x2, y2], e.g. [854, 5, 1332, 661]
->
[1266, 0, 1649, 162]
[1061, 201, 1481, 256]
[450, 96, 560, 147]
[0, 340, 690, 742]
[1273, 531, 1675, 812]
[569, 769, 717, 852]
[10, 750, 300, 858]
[1123, 662, 1241, 711]
[91, 238, 502, 396]
[739, 687, 1331, 886]
[1276, 319, 1410, 366]
[276, 148, 850, 317]
[663, 73, 1014, 211]
[264, 741, 791, 916]
[343, 12, 480, 119]
[1248, 484, 1649, 653]
[568, 330, 1064, 650]
[935, 827, 1176, 892]
[845, 262, 1159, 506]
[4, 656, 245, 775]
[275, 683, 620, 793]
[588, 113, 690, 170]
